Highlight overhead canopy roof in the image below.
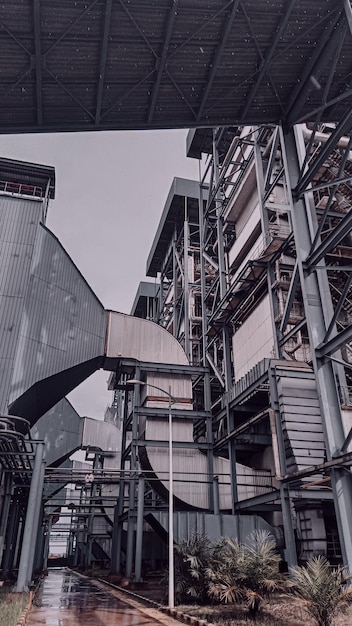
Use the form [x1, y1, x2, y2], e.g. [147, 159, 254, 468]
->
[146, 177, 204, 277]
[0, 1, 351, 133]
[0, 158, 56, 198]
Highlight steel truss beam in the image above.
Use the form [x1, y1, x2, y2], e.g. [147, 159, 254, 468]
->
[196, 0, 241, 122]
[148, 0, 179, 123]
[286, 9, 345, 125]
[294, 109, 352, 197]
[95, 0, 113, 125]
[241, 0, 297, 121]
[33, 0, 43, 126]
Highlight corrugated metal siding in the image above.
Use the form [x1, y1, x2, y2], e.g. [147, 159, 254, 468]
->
[9, 224, 106, 406]
[149, 511, 275, 544]
[31, 397, 83, 467]
[233, 295, 273, 382]
[0, 196, 43, 412]
[82, 417, 120, 454]
[106, 311, 189, 365]
[276, 374, 325, 474]
[142, 372, 273, 510]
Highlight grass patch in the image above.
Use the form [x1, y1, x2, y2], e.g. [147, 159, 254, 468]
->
[0, 587, 29, 626]
[173, 595, 352, 625]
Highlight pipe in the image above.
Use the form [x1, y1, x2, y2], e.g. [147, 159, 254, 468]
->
[301, 123, 352, 149]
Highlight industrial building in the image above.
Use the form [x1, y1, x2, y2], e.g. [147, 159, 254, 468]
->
[125, 124, 352, 571]
[0, 0, 351, 595]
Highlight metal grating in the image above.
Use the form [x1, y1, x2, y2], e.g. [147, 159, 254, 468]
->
[0, 1, 350, 132]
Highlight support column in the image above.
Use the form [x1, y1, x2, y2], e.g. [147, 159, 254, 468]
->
[268, 366, 297, 567]
[212, 132, 237, 507]
[26, 457, 45, 581]
[2, 497, 19, 579]
[111, 387, 129, 575]
[134, 475, 145, 582]
[281, 126, 352, 571]
[198, 178, 214, 511]
[14, 441, 44, 592]
[183, 198, 191, 360]
[125, 372, 141, 579]
[42, 517, 52, 572]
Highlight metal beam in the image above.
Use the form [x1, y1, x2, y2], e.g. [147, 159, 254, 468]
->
[33, 0, 43, 126]
[196, 0, 240, 122]
[344, 0, 352, 34]
[234, 489, 280, 511]
[241, 0, 296, 121]
[294, 108, 352, 197]
[306, 209, 352, 267]
[148, 0, 179, 123]
[324, 273, 352, 342]
[281, 125, 352, 572]
[285, 10, 343, 124]
[95, 0, 113, 125]
[317, 323, 352, 358]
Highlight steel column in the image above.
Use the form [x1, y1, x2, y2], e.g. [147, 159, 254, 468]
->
[1, 497, 19, 578]
[27, 458, 45, 582]
[183, 198, 191, 360]
[198, 177, 215, 511]
[268, 367, 297, 567]
[212, 132, 238, 507]
[0, 473, 13, 566]
[134, 475, 145, 582]
[280, 125, 352, 571]
[15, 441, 44, 592]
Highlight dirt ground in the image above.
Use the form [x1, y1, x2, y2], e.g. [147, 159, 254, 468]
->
[176, 596, 352, 625]
[91, 570, 352, 625]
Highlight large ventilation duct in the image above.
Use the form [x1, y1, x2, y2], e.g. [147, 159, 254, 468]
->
[5, 223, 271, 512]
[31, 398, 120, 467]
[105, 311, 273, 511]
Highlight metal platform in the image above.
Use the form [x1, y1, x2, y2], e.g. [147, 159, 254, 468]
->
[0, 1, 351, 133]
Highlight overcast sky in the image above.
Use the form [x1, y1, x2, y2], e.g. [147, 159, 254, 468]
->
[0, 129, 198, 418]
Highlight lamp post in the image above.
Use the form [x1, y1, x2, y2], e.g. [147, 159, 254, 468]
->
[129, 379, 175, 609]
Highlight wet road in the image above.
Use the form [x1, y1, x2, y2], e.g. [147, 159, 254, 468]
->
[27, 569, 169, 626]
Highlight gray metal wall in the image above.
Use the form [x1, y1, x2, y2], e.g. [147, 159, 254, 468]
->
[0, 196, 43, 413]
[8, 224, 107, 421]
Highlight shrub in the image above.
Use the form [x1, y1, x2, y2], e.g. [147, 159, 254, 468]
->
[173, 532, 214, 604]
[290, 555, 352, 626]
[208, 530, 286, 616]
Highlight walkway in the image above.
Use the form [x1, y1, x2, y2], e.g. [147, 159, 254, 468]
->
[26, 568, 174, 626]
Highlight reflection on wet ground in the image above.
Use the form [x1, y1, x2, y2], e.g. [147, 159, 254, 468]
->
[27, 568, 165, 625]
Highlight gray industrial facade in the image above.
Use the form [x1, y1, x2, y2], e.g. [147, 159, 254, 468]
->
[0, 0, 351, 594]
[1, 122, 349, 586]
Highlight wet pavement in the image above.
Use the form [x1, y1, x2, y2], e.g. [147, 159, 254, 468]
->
[27, 568, 169, 626]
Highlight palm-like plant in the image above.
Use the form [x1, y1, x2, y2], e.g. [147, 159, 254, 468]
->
[173, 532, 213, 604]
[208, 530, 285, 616]
[290, 555, 352, 626]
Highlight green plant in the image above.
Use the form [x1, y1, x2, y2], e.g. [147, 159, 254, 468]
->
[0, 588, 29, 626]
[290, 555, 352, 626]
[173, 532, 214, 604]
[208, 530, 286, 617]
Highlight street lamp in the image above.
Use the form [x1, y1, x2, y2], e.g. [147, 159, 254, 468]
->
[129, 379, 175, 609]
